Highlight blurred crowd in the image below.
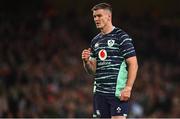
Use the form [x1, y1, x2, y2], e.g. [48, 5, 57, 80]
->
[0, 5, 180, 118]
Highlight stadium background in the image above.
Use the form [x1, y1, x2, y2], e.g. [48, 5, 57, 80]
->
[0, 0, 179, 117]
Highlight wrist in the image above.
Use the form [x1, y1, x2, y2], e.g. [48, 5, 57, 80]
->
[83, 59, 88, 63]
[83, 59, 90, 66]
[125, 86, 132, 90]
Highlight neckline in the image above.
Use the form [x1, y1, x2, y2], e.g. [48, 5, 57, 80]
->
[100, 26, 116, 36]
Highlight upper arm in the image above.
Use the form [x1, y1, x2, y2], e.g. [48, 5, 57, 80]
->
[126, 56, 138, 65]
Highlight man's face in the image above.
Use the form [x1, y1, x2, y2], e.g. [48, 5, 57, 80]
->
[93, 9, 111, 29]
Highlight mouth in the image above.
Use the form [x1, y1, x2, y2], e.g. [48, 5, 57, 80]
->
[96, 23, 100, 26]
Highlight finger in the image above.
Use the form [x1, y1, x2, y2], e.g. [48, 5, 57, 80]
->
[120, 92, 129, 100]
[82, 53, 90, 58]
[82, 54, 89, 59]
[123, 93, 130, 98]
[82, 53, 90, 60]
[120, 96, 123, 100]
[83, 51, 91, 55]
[88, 48, 91, 52]
[120, 96, 126, 101]
[120, 96, 129, 101]
[123, 97, 129, 101]
[82, 50, 91, 55]
[120, 93, 124, 100]
[82, 51, 90, 55]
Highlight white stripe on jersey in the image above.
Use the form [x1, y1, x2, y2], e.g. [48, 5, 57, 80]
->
[120, 38, 132, 45]
[107, 56, 123, 58]
[120, 34, 128, 38]
[97, 64, 120, 70]
[123, 50, 135, 57]
[116, 29, 122, 33]
[96, 85, 116, 90]
[105, 67, 120, 71]
[122, 47, 134, 52]
[96, 89, 115, 94]
[95, 75, 117, 80]
[100, 82, 116, 85]
[107, 47, 119, 50]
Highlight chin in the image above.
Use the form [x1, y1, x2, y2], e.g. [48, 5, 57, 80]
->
[96, 25, 102, 29]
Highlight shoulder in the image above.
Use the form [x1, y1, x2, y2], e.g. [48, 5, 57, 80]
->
[114, 27, 130, 38]
[114, 27, 132, 43]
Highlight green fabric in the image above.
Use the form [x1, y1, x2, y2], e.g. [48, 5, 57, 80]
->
[115, 60, 128, 98]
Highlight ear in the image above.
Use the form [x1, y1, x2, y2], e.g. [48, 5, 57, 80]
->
[108, 13, 112, 21]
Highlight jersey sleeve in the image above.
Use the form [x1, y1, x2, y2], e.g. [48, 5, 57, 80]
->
[119, 35, 136, 59]
[90, 41, 96, 60]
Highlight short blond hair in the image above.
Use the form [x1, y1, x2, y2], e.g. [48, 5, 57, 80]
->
[91, 3, 112, 13]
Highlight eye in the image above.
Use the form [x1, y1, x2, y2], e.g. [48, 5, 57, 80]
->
[93, 14, 102, 18]
[97, 14, 102, 17]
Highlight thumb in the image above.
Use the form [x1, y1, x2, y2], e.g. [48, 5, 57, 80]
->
[88, 48, 91, 52]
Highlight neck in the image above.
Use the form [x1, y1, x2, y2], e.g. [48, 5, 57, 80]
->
[100, 23, 114, 35]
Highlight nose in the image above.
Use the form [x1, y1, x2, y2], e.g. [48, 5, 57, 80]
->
[94, 16, 99, 21]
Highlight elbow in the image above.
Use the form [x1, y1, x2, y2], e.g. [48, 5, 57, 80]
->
[136, 62, 139, 70]
[135, 61, 138, 73]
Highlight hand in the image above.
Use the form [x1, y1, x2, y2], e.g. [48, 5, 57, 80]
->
[82, 48, 91, 62]
[120, 86, 132, 101]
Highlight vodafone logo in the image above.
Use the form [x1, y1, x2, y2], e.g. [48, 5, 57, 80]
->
[98, 49, 107, 61]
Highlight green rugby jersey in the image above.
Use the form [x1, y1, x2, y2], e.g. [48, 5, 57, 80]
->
[90, 27, 136, 97]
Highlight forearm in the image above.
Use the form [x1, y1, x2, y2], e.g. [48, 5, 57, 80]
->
[83, 60, 96, 75]
[126, 58, 138, 89]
